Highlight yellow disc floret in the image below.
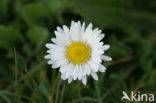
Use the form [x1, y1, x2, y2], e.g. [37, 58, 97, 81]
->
[66, 41, 91, 64]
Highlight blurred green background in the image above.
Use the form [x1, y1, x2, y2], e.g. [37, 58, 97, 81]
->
[0, 0, 156, 102]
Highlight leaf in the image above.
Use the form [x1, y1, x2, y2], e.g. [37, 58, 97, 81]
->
[0, 57, 13, 80]
[0, 26, 23, 50]
[73, 0, 156, 29]
[26, 26, 49, 45]
[110, 45, 132, 58]
[0, 92, 11, 103]
[135, 38, 151, 57]
[39, 83, 50, 98]
[121, 27, 139, 43]
[48, 0, 68, 14]
[108, 35, 132, 58]
[134, 37, 151, 70]
[152, 36, 156, 58]
[0, 0, 8, 17]
[76, 4, 127, 28]
[20, 3, 48, 26]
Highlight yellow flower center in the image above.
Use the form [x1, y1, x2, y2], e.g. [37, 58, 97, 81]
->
[66, 41, 91, 64]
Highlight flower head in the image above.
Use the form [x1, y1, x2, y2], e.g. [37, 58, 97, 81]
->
[45, 21, 112, 85]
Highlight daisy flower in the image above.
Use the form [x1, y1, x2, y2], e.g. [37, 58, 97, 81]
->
[45, 21, 112, 85]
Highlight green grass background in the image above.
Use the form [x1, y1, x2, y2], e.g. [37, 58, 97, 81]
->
[0, 0, 156, 102]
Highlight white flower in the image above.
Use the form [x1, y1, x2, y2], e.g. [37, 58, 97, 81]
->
[45, 21, 112, 85]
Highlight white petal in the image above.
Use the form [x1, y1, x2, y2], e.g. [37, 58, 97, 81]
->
[86, 23, 93, 30]
[61, 74, 66, 80]
[44, 55, 51, 59]
[51, 38, 57, 44]
[100, 33, 105, 40]
[54, 30, 70, 47]
[64, 63, 74, 78]
[102, 45, 110, 51]
[82, 76, 87, 85]
[82, 63, 91, 75]
[59, 63, 70, 73]
[47, 60, 53, 64]
[81, 22, 85, 33]
[63, 25, 69, 32]
[46, 43, 65, 52]
[54, 30, 61, 37]
[50, 50, 65, 58]
[57, 26, 63, 32]
[101, 55, 112, 61]
[81, 64, 87, 76]
[45, 43, 55, 49]
[91, 72, 98, 80]
[80, 23, 93, 42]
[68, 76, 73, 83]
[87, 61, 99, 72]
[90, 54, 102, 63]
[52, 63, 59, 68]
[71, 65, 79, 80]
[99, 64, 106, 72]
[62, 25, 71, 45]
[86, 35, 98, 46]
[90, 42, 103, 50]
[92, 49, 104, 55]
[82, 31, 92, 42]
[86, 29, 101, 44]
[78, 65, 83, 80]
[77, 21, 81, 27]
[70, 21, 80, 41]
